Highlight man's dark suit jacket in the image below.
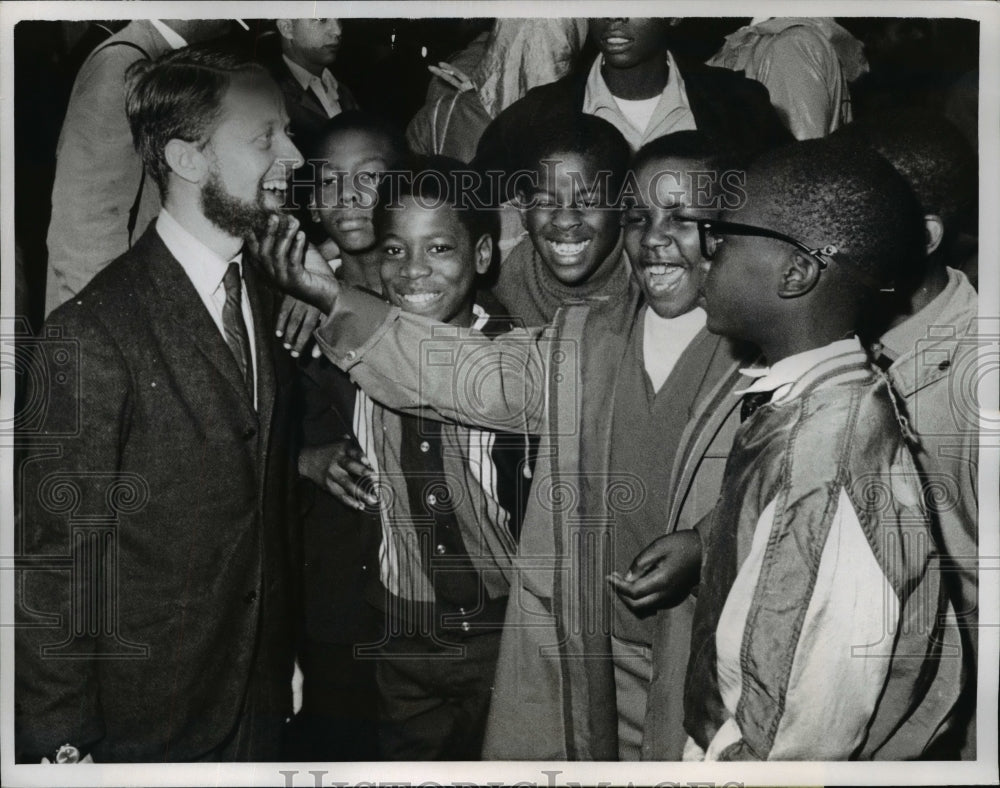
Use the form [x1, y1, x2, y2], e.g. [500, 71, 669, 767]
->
[16, 226, 298, 762]
[269, 56, 359, 141]
[473, 54, 794, 181]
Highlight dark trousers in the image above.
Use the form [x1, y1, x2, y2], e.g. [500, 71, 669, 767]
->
[282, 638, 380, 761]
[376, 629, 501, 760]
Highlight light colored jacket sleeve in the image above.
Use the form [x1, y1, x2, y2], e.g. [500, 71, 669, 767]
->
[45, 41, 154, 315]
[314, 287, 549, 434]
[749, 28, 844, 140]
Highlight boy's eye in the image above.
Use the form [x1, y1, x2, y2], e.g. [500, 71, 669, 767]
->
[357, 171, 379, 186]
[429, 244, 454, 254]
[622, 210, 647, 226]
[382, 245, 404, 257]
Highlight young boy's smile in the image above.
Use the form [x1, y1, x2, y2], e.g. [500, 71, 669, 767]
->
[622, 156, 714, 319]
[521, 152, 622, 286]
[378, 196, 491, 327]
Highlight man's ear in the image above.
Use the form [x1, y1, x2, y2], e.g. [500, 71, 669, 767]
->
[924, 214, 945, 255]
[777, 250, 822, 299]
[474, 233, 493, 275]
[164, 138, 209, 186]
[275, 19, 294, 41]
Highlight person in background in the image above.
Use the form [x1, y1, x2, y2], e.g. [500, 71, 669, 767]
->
[840, 110, 980, 759]
[406, 18, 587, 163]
[272, 18, 358, 139]
[44, 19, 234, 316]
[303, 111, 408, 292]
[474, 17, 791, 173]
[707, 17, 868, 140]
[282, 111, 408, 760]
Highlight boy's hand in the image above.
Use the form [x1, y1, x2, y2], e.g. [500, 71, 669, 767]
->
[607, 530, 702, 613]
[248, 214, 340, 314]
[298, 439, 378, 511]
[275, 295, 324, 358]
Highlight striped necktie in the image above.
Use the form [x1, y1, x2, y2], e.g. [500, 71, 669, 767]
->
[222, 262, 253, 397]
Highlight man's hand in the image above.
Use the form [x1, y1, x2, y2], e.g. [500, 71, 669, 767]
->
[299, 438, 378, 511]
[248, 214, 340, 314]
[607, 530, 702, 613]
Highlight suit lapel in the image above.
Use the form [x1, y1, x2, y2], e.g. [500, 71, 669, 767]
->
[142, 230, 257, 418]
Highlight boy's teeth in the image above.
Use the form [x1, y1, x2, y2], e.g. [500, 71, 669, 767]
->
[550, 240, 590, 256]
[648, 265, 668, 275]
[402, 292, 440, 303]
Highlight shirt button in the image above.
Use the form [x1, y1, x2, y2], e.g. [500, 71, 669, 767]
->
[344, 350, 356, 362]
[419, 441, 430, 453]
[435, 544, 446, 556]
[458, 606, 466, 615]
[460, 621, 471, 633]
[427, 493, 437, 505]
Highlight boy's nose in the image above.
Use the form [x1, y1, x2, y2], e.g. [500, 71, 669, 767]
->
[551, 207, 582, 229]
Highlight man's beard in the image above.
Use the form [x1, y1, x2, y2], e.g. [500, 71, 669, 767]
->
[200, 169, 272, 238]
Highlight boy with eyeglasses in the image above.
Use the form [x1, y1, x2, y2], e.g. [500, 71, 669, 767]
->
[675, 137, 964, 760]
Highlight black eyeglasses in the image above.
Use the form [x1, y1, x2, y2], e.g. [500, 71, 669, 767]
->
[684, 217, 892, 292]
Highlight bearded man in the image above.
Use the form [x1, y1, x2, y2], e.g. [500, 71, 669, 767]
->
[16, 47, 303, 763]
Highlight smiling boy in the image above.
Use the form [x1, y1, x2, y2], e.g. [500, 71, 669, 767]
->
[682, 137, 963, 760]
[290, 156, 532, 760]
[493, 113, 633, 326]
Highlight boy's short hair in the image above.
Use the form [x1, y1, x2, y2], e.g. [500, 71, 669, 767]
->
[836, 110, 977, 241]
[631, 130, 744, 175]
[125, 46, 269, 197]
[374, 154, 496, 246]
[514, 112, 630, 204]
[303, 110, 409, 170]
[748, 136, 925, 288]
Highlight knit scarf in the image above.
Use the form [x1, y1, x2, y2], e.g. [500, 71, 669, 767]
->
[492, 234, 630, 326]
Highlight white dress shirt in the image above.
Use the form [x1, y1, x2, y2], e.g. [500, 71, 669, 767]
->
[156, 209, 258, 407]
[282, 54, 342, 118]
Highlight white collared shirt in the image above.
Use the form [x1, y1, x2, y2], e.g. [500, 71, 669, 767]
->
[149, 20, 188, 50]
[156, 209, 258, 407]
[282, 54, 342, 118]
[582, 50, 697, 150]
[733, 337, 869, 404]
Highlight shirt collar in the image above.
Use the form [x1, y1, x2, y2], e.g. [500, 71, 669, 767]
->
[282, 54, 338, 97]
[583, 49, 687, 114]
[735, 337, 867, 402]
[156, 209, 243, 296]
[877, 267, 965, 360]
[149, 20, 188, 50]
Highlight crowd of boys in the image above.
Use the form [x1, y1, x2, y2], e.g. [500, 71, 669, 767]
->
[17, 17, 983, 765]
